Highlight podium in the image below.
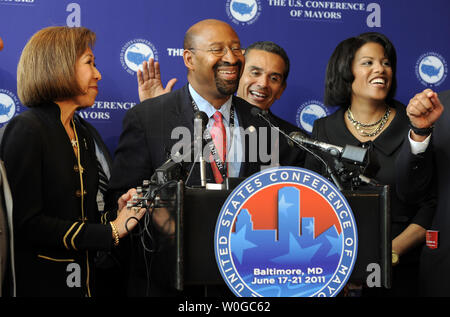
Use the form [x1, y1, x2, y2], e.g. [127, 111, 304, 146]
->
[155, 180, 391, 293]
[342, 187, 390, 288]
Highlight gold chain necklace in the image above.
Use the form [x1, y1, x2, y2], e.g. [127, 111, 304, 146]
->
[347, 105, 390, 137]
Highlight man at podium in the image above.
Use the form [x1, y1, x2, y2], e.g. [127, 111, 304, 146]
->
[136, 41, 308, 169]
[107, 19, 304, 296]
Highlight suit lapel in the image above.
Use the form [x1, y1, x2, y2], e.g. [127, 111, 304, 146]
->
[172, 85, 217, 185]
[173, 85, 195, 133]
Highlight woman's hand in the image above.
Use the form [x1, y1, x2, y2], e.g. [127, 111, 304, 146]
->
[112, 188, 146, 238]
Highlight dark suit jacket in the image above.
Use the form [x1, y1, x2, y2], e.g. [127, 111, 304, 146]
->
[266, 110, 307, 168]
[77, 117, 113, 174]
[0, 162, 9, 296]
[396, 90, 450, 296]
[305, 102, 435, 296]
[108, 84, 303, 198]
[107, 84, 305, 295]
[305, 101, 433, 236]
[0, 102, 113, 297]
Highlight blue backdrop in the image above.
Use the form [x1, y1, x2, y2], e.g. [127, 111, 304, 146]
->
[1, 0, 449, 156]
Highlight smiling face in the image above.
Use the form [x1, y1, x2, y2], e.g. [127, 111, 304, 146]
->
[72, 47, 101, 108]
[351, 42, 392, 106]
[237, 49, 286, 110]
[184, 20, 244, 106]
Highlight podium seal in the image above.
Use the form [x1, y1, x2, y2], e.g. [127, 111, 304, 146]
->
[214, 167, 358, 297]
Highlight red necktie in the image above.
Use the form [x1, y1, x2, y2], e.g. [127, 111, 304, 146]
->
[210, 111, 226, 183]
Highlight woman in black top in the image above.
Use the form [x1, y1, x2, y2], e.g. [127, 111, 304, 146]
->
[305, 32, 435, 296]
[0, 26, 146, 297]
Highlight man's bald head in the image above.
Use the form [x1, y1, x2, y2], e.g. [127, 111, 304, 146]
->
[182, 19, 244, 108]
[183, 19, 238, 50]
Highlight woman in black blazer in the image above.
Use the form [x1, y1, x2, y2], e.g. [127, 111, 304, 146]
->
[305, 32, 435, 296]
[0, 26, 145, 297]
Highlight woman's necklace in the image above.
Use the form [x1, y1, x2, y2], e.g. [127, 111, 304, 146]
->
[65, 119, 79, 153]
[71, 139, 78, 148]
[347, 105, 391, 137]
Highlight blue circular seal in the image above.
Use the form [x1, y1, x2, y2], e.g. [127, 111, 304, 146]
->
[214, 167, 358, 297]
[0, 89, 20, 127]
[415, 52, 448, 87]
[226, 0, 262, 26]
[295, 100, 335, 134]
[120, 39, 158, 75]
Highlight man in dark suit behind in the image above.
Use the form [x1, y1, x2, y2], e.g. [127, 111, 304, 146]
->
[236, 41, 307, 166]
[108, 19, 293, 296]
[396, 88, 450, 296]
[109, 19, 277, 194]
[136, 40, 308, 169]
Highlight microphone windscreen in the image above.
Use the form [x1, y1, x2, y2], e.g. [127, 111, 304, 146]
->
[250, 106, 269, 117]
[250, 106, 261, 117]
[287, 131, 298, 147]
[288, 131, 303, 143]
[194, 111, 209, 128]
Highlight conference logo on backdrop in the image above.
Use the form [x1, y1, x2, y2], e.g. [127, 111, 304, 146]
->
[0, 0, 36, 5]
[0, 89, 20, 127]
[295, 100, 332, 134]
[214, 167, 358, 297]
[266, 1, 381, 27]
[120, 39, 159, 75]
[226, 0, 262, 26]
[415, 52, 448, 87]
[77, 100, 137, 121]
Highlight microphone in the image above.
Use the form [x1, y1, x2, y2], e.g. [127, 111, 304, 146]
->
[250, 106, 311, 152]
[250, 106, 269, 118]
[250, 106, 346, 190]
[168, 111, 208, 163]
[194, 111, 208, 186]
[194, 111, 209, 131]
[288, 131, 368, 165]
[154, 111, 209, 185]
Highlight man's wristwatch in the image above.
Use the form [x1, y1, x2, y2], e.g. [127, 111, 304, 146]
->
[409, 122, 434, 136]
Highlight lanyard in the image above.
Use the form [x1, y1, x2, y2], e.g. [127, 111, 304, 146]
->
[188, 93, 235, 179]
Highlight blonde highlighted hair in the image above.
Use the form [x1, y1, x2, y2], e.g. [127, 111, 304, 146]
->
[17, 26, 96, 107]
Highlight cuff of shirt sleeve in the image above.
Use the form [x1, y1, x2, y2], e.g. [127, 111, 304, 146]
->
[408, 130, 431, 155]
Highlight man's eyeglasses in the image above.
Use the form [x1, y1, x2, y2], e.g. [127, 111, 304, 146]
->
[188, 47, 244, 57]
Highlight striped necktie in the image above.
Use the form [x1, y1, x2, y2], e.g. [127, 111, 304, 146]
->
[210, 111, 227, 183]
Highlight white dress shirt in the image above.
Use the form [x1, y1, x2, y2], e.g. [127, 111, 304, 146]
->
[188, 84, 243, 177]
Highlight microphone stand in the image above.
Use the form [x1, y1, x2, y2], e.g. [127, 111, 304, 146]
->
[194, 118, 207, 187]
[255, 109, 377, 191]
[185, 115, 208, 187]
[328, 158, 345, 191]
[199, 152, 207, 187]
[254, 110, 344, 190]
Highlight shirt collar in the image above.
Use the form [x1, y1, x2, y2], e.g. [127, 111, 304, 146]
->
[188, 84, 232, 124]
